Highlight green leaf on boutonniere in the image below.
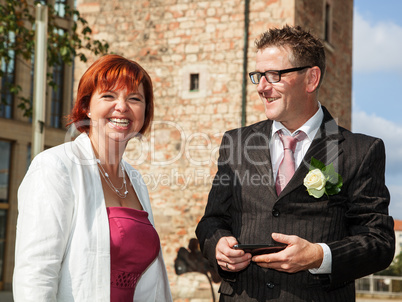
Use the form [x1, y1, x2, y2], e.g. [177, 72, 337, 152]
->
[310, 157, 326, 171]
[323, 163, 343, 195]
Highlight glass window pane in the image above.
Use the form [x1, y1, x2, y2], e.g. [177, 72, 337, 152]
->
[54, 0, 67, 17]
[50, 28, 66, 129]
[27, 144, 32, 170]
[0, 32, 15, 119]
[0, 209, 6, 281]
[0, 141, 11, 203]
[0, 140, 11, 282]
[29, 53, 35, 123]
[0, 210, 5, 239]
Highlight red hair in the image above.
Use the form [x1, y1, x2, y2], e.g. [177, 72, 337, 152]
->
[67, 54, 154, 135]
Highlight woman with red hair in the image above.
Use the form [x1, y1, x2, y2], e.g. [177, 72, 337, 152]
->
[13, 54, 172, 301]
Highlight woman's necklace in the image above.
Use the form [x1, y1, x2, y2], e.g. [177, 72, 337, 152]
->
[96, 159, 129, 199]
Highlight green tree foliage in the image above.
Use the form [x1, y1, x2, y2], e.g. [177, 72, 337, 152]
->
[376, 251, 402, 276]
[0, 0, 109, 116]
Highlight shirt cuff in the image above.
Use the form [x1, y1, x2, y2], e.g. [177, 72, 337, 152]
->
[308, 243, 332, 274]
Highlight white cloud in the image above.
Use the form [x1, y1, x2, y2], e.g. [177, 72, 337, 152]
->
[389, 184, 402, 220]
[352, 110, 402, 219]
[352, 110, 402, 174]
[353, 11, 402, 73]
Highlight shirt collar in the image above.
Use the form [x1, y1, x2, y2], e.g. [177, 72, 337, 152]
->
[271, 102, 324, 141]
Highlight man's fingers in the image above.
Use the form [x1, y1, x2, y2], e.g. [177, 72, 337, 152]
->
[215, 236, 253, 272]
[272, 232, 298, 245]
[221, 256, 252, 272]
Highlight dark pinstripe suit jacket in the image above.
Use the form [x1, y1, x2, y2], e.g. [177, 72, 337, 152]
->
[195, 107, 395, 301]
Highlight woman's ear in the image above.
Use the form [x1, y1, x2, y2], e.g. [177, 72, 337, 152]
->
[86, 105, 91, 118]
[306, 66, 321, 93]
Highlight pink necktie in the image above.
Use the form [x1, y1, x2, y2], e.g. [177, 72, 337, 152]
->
[275, 130, 307, 195]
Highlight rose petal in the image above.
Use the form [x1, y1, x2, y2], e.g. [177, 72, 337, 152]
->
[307, 187, 326, 198]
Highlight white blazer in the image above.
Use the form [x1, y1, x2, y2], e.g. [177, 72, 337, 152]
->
[13, 133, 172, 301]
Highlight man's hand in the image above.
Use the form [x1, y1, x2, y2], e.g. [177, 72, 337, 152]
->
[252, 233, 324, 273]
[216, 236, 252, 272]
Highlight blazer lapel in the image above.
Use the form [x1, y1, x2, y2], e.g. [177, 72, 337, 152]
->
[248, 120, 277, 198]
[278, 107, 344, 197]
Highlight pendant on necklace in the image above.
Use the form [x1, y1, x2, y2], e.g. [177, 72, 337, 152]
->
[96, 159, 129, 199]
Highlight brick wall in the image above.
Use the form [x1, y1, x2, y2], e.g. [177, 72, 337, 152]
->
[75, 0, 352, 300]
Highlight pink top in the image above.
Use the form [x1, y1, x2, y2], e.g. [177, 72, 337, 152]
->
[107, 207, 160, 301]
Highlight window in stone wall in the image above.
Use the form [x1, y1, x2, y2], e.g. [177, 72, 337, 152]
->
[181, 65, 208, 99]
[190, 73, 199, 91]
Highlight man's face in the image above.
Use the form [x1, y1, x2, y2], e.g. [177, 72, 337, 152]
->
[255, 46, 310, 132]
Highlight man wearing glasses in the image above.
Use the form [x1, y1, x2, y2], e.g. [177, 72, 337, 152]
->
[196, 25, 395, 301]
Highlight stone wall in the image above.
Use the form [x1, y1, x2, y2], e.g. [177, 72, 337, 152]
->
[295, 0, 353, 128]
[75, 0, 353, 300]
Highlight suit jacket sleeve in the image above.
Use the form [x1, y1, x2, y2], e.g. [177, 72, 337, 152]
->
[196, 132, 236, 275]
[327, 136, 395, 289]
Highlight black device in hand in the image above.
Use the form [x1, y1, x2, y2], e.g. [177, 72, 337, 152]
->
[233, 243, 287, 256]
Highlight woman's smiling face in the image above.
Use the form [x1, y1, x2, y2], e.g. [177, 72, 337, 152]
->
[88, 84, 146, 144]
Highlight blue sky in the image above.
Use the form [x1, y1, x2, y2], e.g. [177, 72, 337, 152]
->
[352, 0, 402, 219]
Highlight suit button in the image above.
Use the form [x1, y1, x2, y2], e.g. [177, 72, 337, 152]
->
[272, 209, 280, 217]
[267, 282, 275, 289]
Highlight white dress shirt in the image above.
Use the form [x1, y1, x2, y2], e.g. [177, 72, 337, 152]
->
[269, 103, 332, 274]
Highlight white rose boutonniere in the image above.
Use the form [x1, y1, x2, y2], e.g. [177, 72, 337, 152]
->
[303, 157, 343, 198]
[304, 169, 327, 198]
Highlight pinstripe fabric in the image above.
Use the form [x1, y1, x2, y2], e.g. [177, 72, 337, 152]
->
[195, 107, 395, 301]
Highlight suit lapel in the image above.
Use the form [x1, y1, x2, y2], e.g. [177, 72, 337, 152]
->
[278, 107, 345, 197]
[248, 120, 277, 198]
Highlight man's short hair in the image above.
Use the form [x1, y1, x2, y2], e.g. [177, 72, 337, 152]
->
[255, 25, 326, 88]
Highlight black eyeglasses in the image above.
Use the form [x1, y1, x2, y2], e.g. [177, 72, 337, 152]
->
[249, 66, 311, 84]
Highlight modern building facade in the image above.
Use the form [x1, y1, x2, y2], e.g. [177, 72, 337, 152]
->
[394, 220, 402, 258]
[0, 0, 75, 291]
[1, 0, 353, 299]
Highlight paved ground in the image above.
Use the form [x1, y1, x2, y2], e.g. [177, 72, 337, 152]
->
[1, 291, 401, 302]
[358, 299, 402, 302]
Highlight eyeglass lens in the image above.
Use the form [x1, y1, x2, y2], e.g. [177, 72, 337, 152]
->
[250, 71, 280, 84]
